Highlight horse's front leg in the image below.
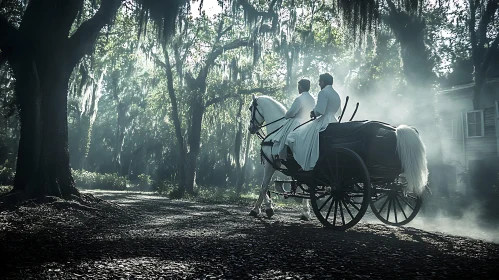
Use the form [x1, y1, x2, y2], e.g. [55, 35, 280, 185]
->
[250, 161, 276, 218]
[300, 198, 311, 221]
[298, 183, 311, 221]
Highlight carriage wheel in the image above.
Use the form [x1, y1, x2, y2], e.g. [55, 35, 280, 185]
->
[369, 180, 423, 226]
[310, 147, 371, 230]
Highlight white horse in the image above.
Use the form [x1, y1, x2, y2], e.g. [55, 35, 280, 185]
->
[247, 95, 430, 221]
[247, 95, 312, 220]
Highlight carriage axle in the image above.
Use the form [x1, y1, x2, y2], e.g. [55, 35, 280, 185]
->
[270, 190, 309, 199]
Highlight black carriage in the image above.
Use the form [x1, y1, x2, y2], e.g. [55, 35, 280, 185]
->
[274, 120, 423, 230]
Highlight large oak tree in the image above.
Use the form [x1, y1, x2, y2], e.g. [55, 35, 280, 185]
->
[0, 0, 185, 201]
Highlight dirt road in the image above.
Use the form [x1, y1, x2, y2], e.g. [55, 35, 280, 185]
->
[0, 191, 498, 279]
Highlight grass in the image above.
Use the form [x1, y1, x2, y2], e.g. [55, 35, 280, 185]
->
[0, 185, 13, 195]
[0, 182, 303, 210]
[179, 186, 303, 208]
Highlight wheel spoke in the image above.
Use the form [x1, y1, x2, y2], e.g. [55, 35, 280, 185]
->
[318, 195, 334, 212]
[346, 197, 361, 212]
[397, 193, 415, 211]
[341, 198, 355, 220]
[386, 197, 392, 221]
[310, 148, 372, 230]
[370, 181, 422, 226]
[325, 196, 335, 221]
[332, 197, 339, 226]
[393, 196, 398, 224]
[375, 193, 389, 201]
[339, 197, 346, 225]
[395, 195, 408, 219]
[378, 194, 390, 213]
[321, 167, 333, 186]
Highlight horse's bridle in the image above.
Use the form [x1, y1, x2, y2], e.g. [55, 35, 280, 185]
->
[248, 98, 266, 139]
[249, 98, 286, 138]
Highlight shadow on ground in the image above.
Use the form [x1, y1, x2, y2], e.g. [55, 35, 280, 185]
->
[0, 190, 498, 279]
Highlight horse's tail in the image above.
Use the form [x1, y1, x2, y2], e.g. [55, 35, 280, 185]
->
[395, 125, 429, 195]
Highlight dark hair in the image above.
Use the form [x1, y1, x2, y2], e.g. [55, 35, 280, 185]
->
[298, 79, 310, 91]
[319, 73, 334, 86]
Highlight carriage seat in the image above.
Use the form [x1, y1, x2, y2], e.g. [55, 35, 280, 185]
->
[320, 120, 395, 139]
[318, 120, 398, 162]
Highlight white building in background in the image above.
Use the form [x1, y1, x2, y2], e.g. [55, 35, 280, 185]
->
[436, 77, 499, 194]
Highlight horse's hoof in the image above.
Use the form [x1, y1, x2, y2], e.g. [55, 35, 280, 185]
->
[300, 214, 311, 221]
[249, 210, 259, 217]
[265, 208, 274, 218]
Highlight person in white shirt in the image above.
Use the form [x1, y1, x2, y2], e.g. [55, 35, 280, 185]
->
[285, 73, 341, 171]
[268, 79, 315, 161]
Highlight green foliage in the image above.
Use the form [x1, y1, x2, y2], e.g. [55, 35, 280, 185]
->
[155, 180, 176, 195]
[72, 169, 130, 191]
[0, 161, 14, 186]
[137, 173, 152, 190]
[0, 185, 13, 195]
[189, 187, 257, 206]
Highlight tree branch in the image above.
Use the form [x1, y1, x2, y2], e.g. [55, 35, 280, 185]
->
[385, 0, 398, 14]
[205, 87, 274, 108]
[149, 50, 168, 70]
[0, 15, 19, 54]
[68, 0, 121, 65]
[481, 31, 499, 74]
[477, 0, 498, 47]
[216, 24, 233, 42]
[468, 0, 479, 68]
[198, 38, 251, 83]
[163, 47, 185, 152]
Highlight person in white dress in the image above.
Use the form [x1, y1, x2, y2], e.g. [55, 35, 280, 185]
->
[285, 73, 341, 171]
[268, 79, 316, 161]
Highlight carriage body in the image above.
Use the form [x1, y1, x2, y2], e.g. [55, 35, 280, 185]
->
[281, 121, 402, 183]
[278, 121, 423, 230]
[319, 120, 402, 181]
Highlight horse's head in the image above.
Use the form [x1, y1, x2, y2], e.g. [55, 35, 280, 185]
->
[248, 94, 265, 134]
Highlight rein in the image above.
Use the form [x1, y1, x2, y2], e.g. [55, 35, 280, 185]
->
[250, 98, 285, 139]
[258, 117, 314, 170]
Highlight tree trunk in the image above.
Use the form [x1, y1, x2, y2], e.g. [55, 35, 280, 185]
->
[468, 0, 499, 110]
[12, 53, 78, 197]
[176, 146, 187, 195]
[234, 99, 244, 195]
[7, 0, 84, 198]
[472, 75, 485, 109]
[236, 128, 251, 196]
[114, 100, 126, 175]
[1, 0, 121, 200]
[162, 48, 186, 197]
[185, 97, 204, 195]
[11, 60, 41, 193]
[35, 62, 77, 197]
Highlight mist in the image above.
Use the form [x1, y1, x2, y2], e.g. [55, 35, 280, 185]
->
[326, 57, 499, 243]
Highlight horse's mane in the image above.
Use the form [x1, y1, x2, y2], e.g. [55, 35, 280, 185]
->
[256, 95, 287, 114]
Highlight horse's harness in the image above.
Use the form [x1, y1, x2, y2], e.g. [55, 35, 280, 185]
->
[249, 98, 285, 140]
[249, 98, 289, 170]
